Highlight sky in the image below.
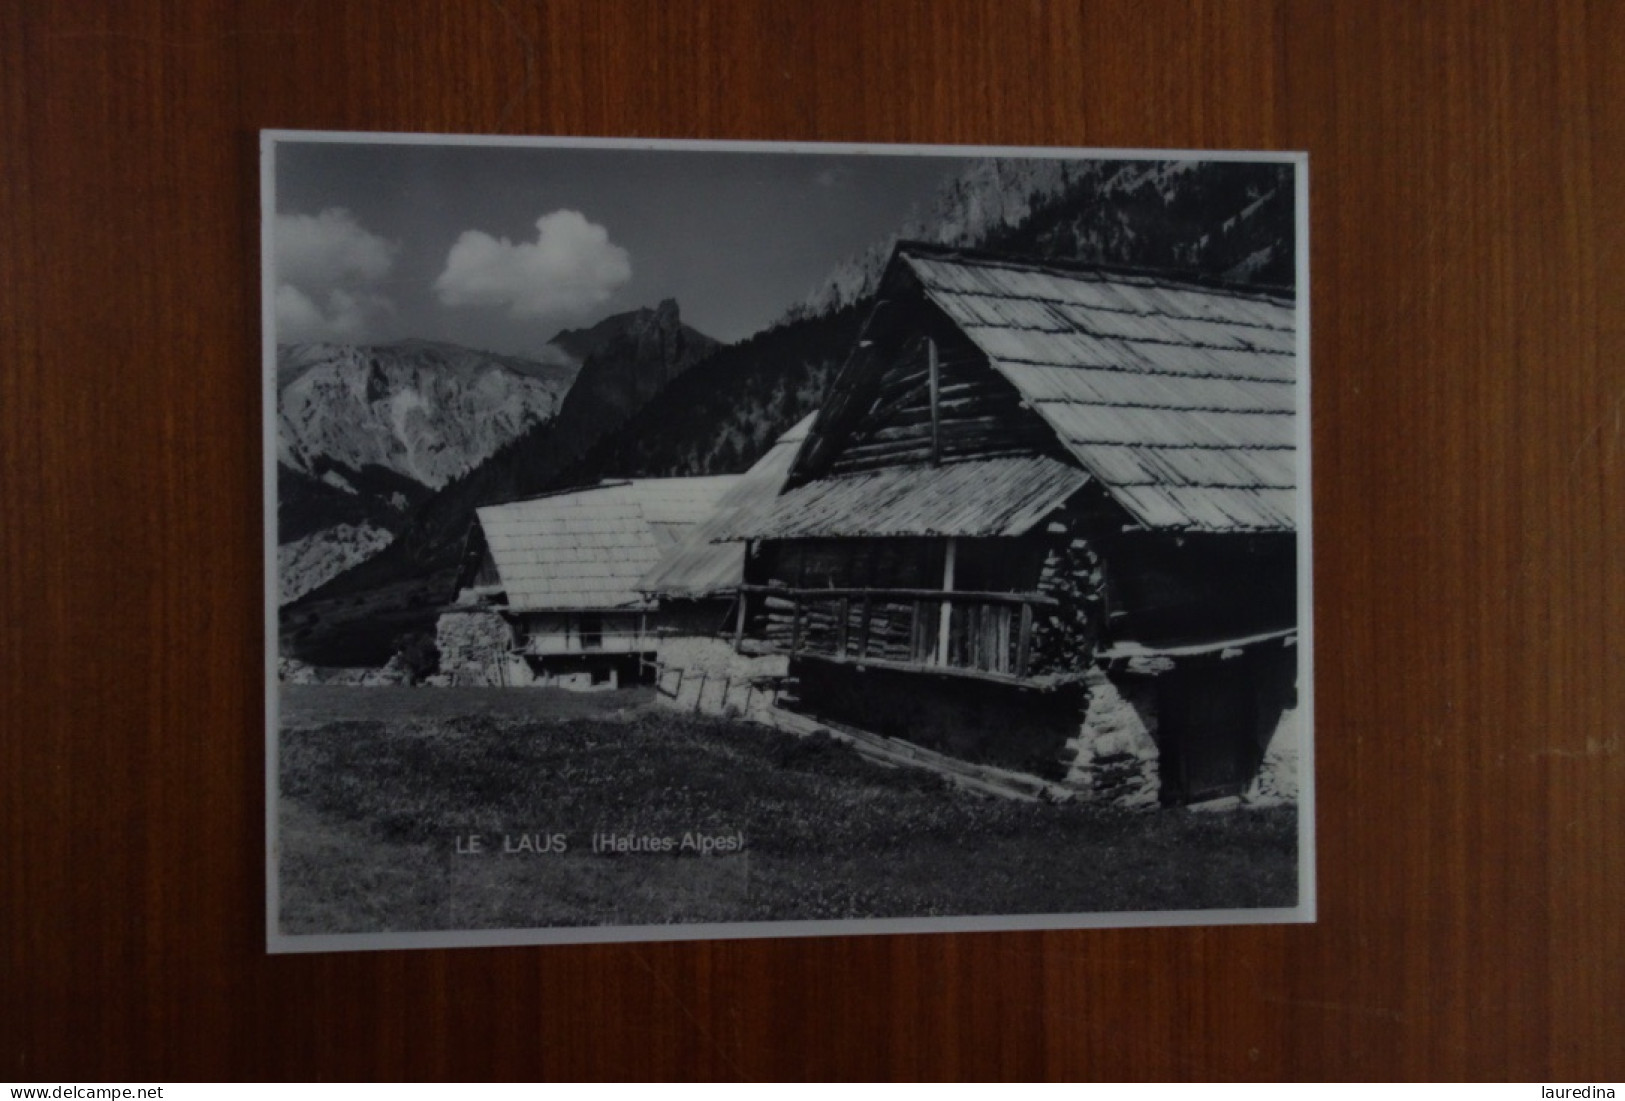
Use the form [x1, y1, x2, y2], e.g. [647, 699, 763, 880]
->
[269, 137, 968, 356]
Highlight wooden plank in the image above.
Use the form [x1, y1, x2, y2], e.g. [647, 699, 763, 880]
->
[928, 335, 941, 466]
[832, 426, 1043, 466]
[869, 373, 931, 417]
[867, 406, 1014, 436]
[792, 650, 1085, 690]
[740, 584, 1058, 606]
[1016, 600, 1034, 677]
[830, 438, 940, 466]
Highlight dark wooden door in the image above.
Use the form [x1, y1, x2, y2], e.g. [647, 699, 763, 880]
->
[1158, 664, 1261, 804]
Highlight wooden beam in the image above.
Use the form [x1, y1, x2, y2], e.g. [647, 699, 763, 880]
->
[793, 650, 1087, 691]
[732, 590, 747, 652]
[936, 537, 956, 667]
[867, 411, 1015, 439]
[1016, 601, 1034, 677]
[739, 584, 1058, 607]
[928, 336, 941, 466]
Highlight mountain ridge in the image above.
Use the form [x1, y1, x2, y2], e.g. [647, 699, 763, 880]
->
[280, 299, 720, 663]
[275, 340, 578, 493]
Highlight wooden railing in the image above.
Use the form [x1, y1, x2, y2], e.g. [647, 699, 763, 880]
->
[736, 585, 1056, 679]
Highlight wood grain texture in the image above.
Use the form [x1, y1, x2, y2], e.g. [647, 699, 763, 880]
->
[3, 0, 1621, 1081]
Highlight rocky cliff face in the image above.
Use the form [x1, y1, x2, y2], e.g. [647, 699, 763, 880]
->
[552, 299, 713, 425]
[274, 339, 581, 609]
[276, 340, 578, 493]
[277, 521, 395, 606]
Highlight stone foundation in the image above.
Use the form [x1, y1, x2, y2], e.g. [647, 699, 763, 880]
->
[653, 637, 788, 719]
[1063, 668, 1162, 808]
[1246, 705, 1300, 805]
[434, 608, 522, 686]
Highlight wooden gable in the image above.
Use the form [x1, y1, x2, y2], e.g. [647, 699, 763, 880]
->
[789, 290, 1069, 490]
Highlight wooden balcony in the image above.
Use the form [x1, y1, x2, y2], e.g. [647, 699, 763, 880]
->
[737, 584, 1060, 681]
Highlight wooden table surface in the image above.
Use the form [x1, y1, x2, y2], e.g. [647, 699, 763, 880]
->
[3, 0, 1620, 1082]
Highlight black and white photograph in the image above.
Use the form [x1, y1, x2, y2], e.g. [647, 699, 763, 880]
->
[263, 133, 1313, 952]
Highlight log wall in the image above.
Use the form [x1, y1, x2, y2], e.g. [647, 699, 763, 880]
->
[826, 320, 1059, 476]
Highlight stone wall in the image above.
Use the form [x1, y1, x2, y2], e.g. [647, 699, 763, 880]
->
[1247, 705, 1301, 805]
[434, 609, 520, 686]
[1063, 668, 1162, 807]
[653, 637, 788, 719]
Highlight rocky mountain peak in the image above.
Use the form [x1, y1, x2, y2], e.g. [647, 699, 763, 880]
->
[276, 340, 578, 492]
[560, 298, 715, 422]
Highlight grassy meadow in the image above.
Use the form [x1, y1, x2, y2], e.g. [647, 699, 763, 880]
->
[276, 685, 1299, 935]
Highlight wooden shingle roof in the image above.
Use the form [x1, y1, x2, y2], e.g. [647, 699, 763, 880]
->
[900, 245, 1299, 532]
[475, 476, 739, 612]
[724, 454, 1089, 540]
[638, 415, 814, 597]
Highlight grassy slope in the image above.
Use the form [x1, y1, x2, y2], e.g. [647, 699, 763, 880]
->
[276, 692, 1297, 934]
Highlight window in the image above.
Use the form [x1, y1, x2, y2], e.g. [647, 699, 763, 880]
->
[578, 613, 603, 650]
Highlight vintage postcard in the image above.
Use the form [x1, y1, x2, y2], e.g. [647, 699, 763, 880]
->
[263, 132, 1313, 952]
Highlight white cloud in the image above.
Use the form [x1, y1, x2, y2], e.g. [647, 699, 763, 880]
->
[272, 208, 398, 343]
[275, 208, 397, 288]
[433, 210, 631, 320]
[276, 285, 376, 342]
